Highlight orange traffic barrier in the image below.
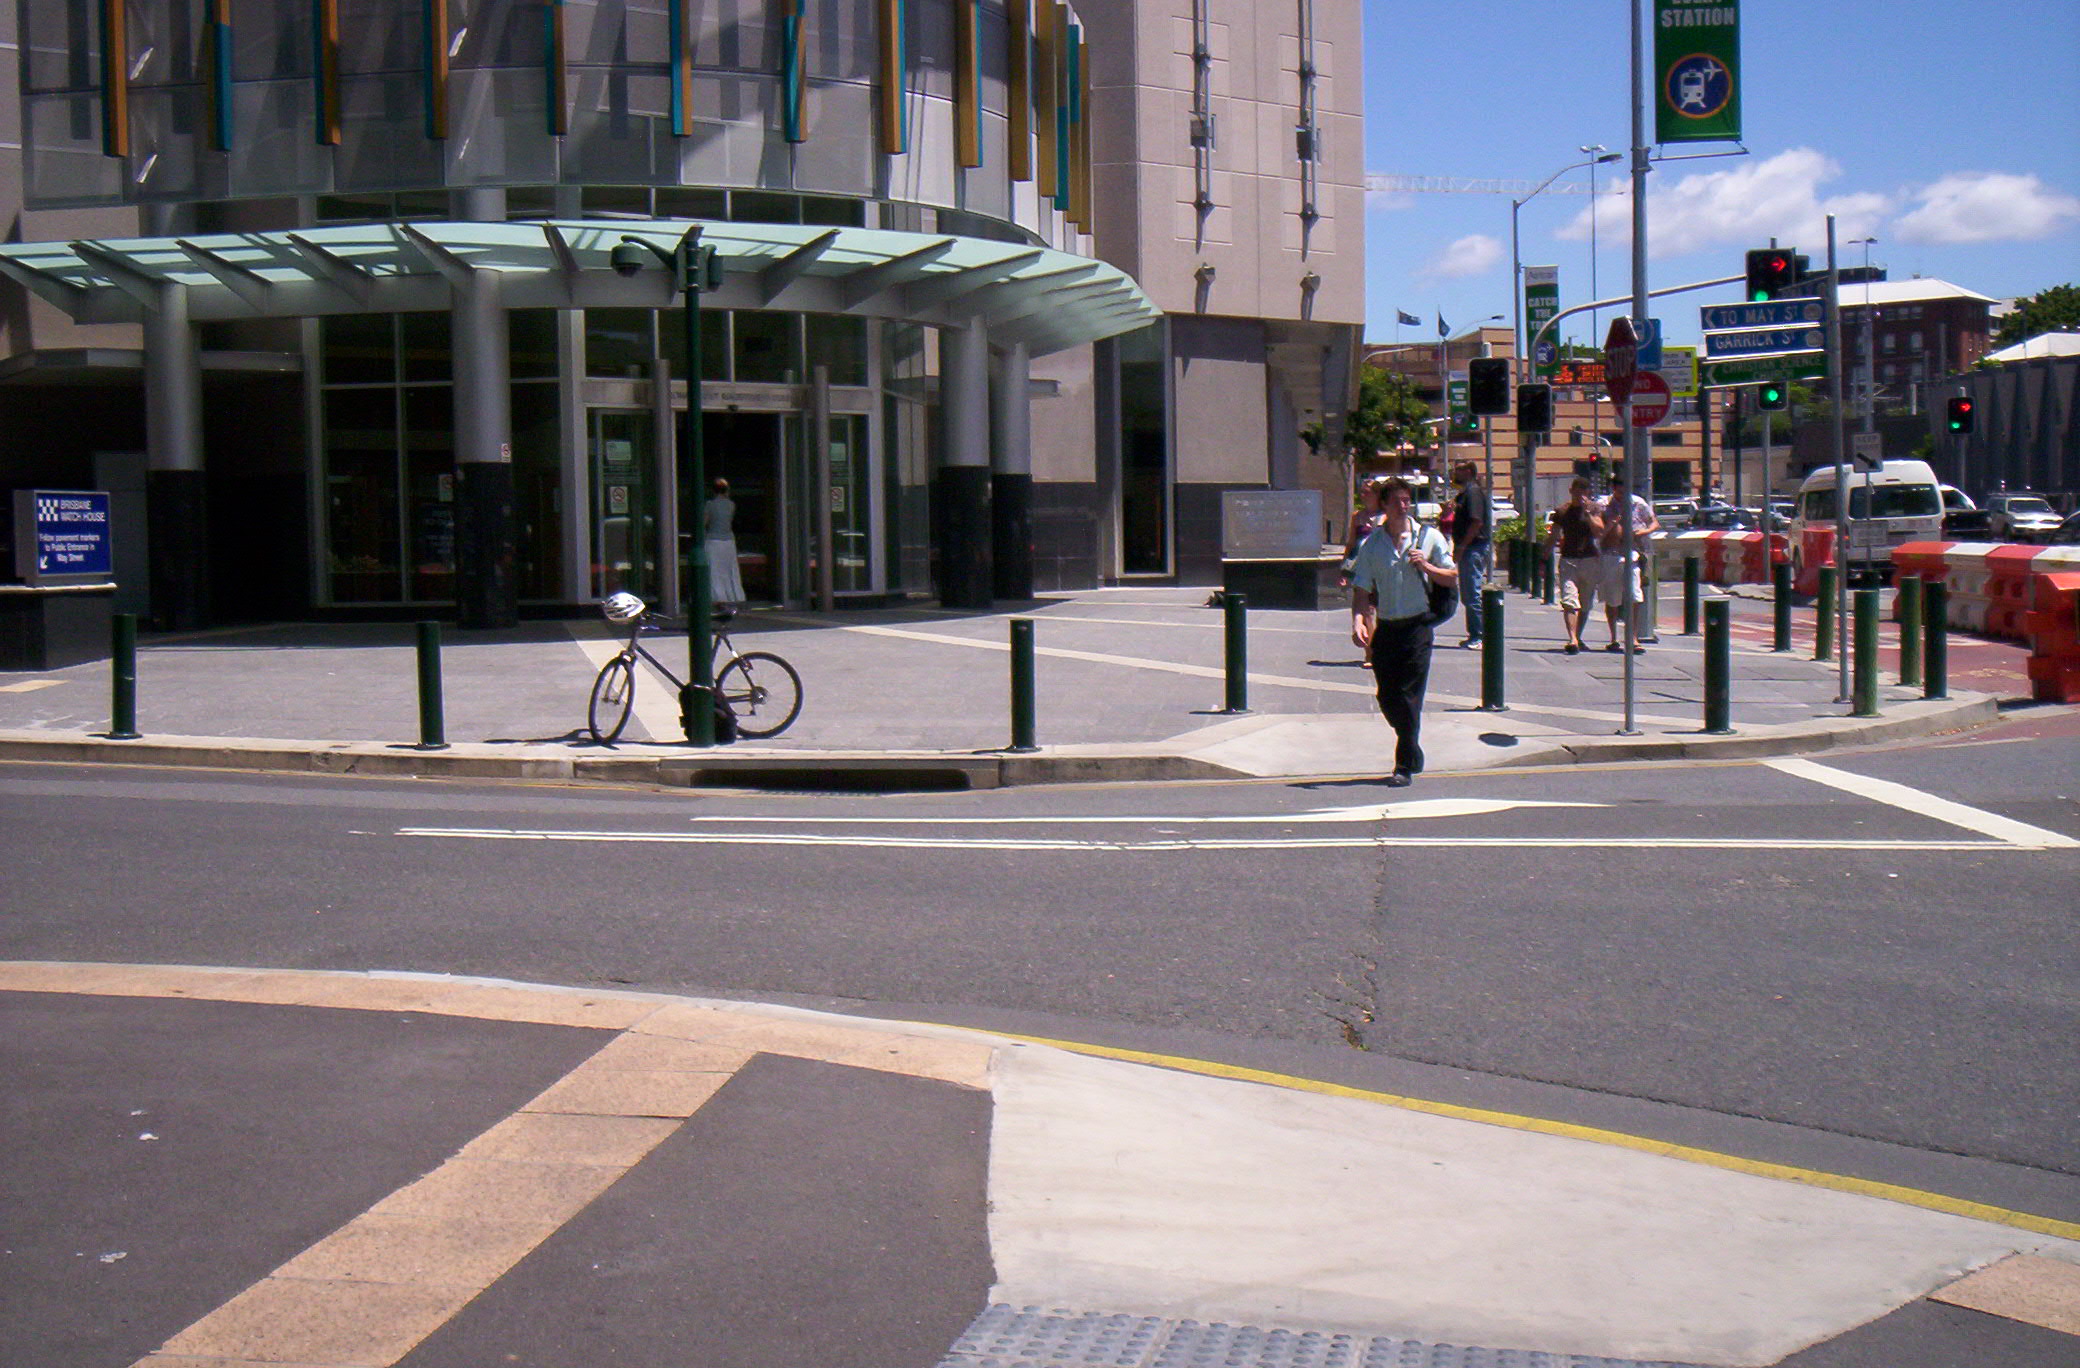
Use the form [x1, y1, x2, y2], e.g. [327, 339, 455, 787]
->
[2024, 571, 2080, 704]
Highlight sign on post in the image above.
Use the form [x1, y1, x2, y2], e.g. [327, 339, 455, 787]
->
[1704, 326, 1827, 359]
[1699, 352, 1830, 387]
[1660, 346, 1698, 398]
[1629, 371, 1672, 428]
[1525, 266, 1561, 377]
[1655, 1, 1741, 144]
[1603, 317, 1639, 401]
[1700, 299, 1826, 333]
[1850, 432, 1882, 473]
[13, 489, 113, 585]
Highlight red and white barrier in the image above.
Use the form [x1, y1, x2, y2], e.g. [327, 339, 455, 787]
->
[1654, 530, 1790, 587]
[1888, 541, 2080, 647]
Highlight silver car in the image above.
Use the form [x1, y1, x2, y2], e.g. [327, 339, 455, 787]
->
[1985, 493, 2062, 543]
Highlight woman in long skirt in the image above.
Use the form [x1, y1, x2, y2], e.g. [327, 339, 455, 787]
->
[704, 477, 746, 608]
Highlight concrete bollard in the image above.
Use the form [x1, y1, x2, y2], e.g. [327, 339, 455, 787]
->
[416, 620, 448, 750]
[1703, 599, 1732, 733]
[1009, 618, 1038, 751]
[108, 613, 141, 740]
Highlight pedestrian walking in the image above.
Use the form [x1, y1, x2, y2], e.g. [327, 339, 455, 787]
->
[1598, 479, 1661, 652]
[1348, 476, 1457, 787]
[1341, 476, 1387, 665]
[1552, 476, 1604, 654]
[705, 478, 746, 609]
[1451, 461, 1491, 646]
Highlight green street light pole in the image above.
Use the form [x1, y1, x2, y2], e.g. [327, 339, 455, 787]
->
[621, 227, 716, 746]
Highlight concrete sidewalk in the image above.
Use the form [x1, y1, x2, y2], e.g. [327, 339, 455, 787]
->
[6, 963, 2076, 1368]
[0, 585, 1999, 787]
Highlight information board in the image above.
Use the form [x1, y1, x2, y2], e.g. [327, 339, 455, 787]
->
[14, 489, 114, 585]
[1221, 490, 1324, 560]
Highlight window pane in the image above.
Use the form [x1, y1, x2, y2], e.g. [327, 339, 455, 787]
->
[734, 310, 801, 383]
[806, 314, 868, 385]
[586, 307, 656, 376]
[323, 313, 395, 385]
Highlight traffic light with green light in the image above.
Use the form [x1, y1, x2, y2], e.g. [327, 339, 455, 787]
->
[1744, 249, 1798, 302]
[1757, 381, 1788, 410]
[1945, 396, 1974, 434]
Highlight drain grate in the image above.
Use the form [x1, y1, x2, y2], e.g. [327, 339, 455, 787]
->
[935, 1305, 1709, 1368]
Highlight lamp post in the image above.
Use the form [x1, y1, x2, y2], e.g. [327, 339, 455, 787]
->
[1581, 144, 1610, 350]
[1510, 150, 1621, 387]
[616, 227, 719, 747]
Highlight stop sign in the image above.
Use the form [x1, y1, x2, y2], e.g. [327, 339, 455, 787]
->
[1604, 317, 1638, 401]
[1628, 370, 1671, 427]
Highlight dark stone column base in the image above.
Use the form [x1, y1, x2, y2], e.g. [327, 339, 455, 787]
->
[991, 472, 1033, 601]
[934, 466, 993, 611]
[454, 461, 517, 629]
[146, 469, 210, 631]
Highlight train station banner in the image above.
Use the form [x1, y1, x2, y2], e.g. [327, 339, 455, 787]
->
[1655, 2, 1740, 144]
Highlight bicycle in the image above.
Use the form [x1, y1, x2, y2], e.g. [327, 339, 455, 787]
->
[587, 592, 804, 745]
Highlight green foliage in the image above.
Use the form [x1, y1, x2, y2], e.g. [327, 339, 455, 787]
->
[1993, 283, 2080, 347]
[1313, 365, 1438, 467]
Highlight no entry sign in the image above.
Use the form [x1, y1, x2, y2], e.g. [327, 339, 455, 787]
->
[1628, 371, 1672, 427]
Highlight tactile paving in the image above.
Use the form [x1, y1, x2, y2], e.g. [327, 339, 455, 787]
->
[935, 1305, 1708, 1368]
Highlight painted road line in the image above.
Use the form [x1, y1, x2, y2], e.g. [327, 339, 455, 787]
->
[676, 798, 1605, 825]
[0, 679, 63, 693]
[393, 827, 2046, 853]
[988, 1031, 2080, 1245]
[1767, 757, 2080, 849]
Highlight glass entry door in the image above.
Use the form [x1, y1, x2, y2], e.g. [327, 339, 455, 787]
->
[590, 409, 657, 600]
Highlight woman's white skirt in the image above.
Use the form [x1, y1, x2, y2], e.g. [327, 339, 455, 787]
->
[705, 537, 746, 605]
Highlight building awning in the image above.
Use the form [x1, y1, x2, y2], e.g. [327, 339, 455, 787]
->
[0, 221, 1160, 357]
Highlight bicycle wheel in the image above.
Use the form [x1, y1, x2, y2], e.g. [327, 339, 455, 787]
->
[587, 655, 637, 744]
[715, 651, 802, 738]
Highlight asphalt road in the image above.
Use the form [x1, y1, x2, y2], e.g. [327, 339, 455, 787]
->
[4, 712, 2075, 1210]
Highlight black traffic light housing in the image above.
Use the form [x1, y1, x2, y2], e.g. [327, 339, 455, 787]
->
[1745, 248, 1798, 301]
[1946, 396, 1975, 434]
[1467, 357, 1511, 415]
[1757, 381, 1788, 410]
[1516, 383, 1552, 432]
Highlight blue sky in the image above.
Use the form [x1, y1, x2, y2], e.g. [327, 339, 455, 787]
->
[1360, 1, 2080, 354]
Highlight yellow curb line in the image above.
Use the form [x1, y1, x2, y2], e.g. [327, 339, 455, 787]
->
[986, 1031, 2080, 1245]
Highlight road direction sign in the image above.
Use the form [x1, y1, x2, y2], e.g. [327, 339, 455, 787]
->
[1700, 299, 1827, 332]
[1629, 371, 1671, 427]
[1604, 317, 1638, 401]
[1704, 325, 1828, 359]
[1699, 352, 1830, 388]
[1851, 431, 1882, 473]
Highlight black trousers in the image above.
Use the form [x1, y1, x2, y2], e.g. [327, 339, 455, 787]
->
[1369, 614, 1434, 773]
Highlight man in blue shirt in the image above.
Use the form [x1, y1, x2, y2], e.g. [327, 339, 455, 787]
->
[1349, 477, 1458, 787]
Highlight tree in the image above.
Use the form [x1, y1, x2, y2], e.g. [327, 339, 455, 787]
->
[1307, 365, 1436, 469]
[1993, 283, 2080, 347]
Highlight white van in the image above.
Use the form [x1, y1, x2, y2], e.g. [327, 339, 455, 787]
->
[1791, 459, 1943, 583]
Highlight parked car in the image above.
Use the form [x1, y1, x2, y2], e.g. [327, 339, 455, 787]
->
[1940, 484, 1977, 513]
[1984, 492, 2063, 542]
[1693, 505, 1760, 530]
[1942, 508, 1997, 538]
[1653, 497, 1699, 529]
[1490, 497, 1519, 525]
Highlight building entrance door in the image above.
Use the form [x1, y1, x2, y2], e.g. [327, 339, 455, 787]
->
[589, 409, 657, 600]
[690, 411, 786, 603]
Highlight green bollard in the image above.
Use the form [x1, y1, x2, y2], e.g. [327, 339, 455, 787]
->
[1897, 574, 1923, 688]
[1009, 618, 1038, 751]
[1641, 553, 1661, 641]
[1682, 556, 1701, 635]
[1222, 592, 1249, 714]
[1814, 566, 1837, 661]
[1541, 543, 1556, 605]
[1852, 588, 1879, 718]
[1923, 581, 1948, 699]
[108, 613, 140, 740]
[1772, 560, 1793, 652]
[416, 620, 448, 749]
[1480, 586, 1506, 711]
[1703, 599, 1732, 733]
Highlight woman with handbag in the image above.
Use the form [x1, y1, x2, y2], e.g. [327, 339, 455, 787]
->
[1348, 476, 1457, 787]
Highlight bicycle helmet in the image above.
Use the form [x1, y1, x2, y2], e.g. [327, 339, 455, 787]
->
[601, 591, 647, 624]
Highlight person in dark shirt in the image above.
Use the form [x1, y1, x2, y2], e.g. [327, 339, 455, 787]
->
[1550, 477, 1605, 654]
[1450, 461, 1491, 646]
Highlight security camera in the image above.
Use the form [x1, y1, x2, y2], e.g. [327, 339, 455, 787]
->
[610, 241, 649, 278]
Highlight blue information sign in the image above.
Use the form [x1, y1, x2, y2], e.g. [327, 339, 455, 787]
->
[1703, 326, 1827, 359]
[14, 489, 113, 583]
[1699, 299, 1827, 332]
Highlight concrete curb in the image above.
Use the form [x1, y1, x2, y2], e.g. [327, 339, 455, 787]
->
[0, 692, 2000, 789]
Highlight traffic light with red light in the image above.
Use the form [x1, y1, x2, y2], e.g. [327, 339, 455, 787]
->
[1945, 396, 1975, 434]
[1744, 248, 1798, 302]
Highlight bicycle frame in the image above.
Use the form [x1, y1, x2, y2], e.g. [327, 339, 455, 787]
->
[615, 615, 740, 692]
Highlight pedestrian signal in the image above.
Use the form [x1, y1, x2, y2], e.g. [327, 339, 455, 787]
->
[1945, 396, 1974, 434]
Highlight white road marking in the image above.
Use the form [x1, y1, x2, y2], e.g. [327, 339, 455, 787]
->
[1766, 757, 2079, 849]
[394, 828, 2042, 854]
[563, 624, 683, 743]
[0, 679, 62, 693]
[677, 798, 1602, 826]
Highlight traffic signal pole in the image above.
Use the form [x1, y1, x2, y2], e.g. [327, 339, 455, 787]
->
[1621, 0, 1650, 736]
[1824, 216, 1851, 704]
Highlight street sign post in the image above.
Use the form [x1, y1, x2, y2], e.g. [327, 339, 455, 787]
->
[1700, 298, 1827, 332]
[1850, 431, 1882, 473]
[1604, 317, 1638, 401]
[1628, 371, 1671, 428]
[1699, 352, 1829, 387]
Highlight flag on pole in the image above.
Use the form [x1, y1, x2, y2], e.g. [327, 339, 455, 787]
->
[1436, 313, 1449, 339]
[1397, 310, 1421, 327]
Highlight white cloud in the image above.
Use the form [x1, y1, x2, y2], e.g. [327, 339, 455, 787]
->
[1421, 234, 1504, 279]
[1893, 172, 2080, 244]
[1554, 148, 1889, 259]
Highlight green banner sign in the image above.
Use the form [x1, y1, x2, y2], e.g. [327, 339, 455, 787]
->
[1699, 351, 1827, 388]
[1655, 2, 1740, 144]
[1524, 266, 1560, 379]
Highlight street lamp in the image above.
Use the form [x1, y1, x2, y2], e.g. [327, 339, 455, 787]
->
[614, 226, 721, 747]
[1511, 149, 1621, 385]
[1581, 145, 1612, 349]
